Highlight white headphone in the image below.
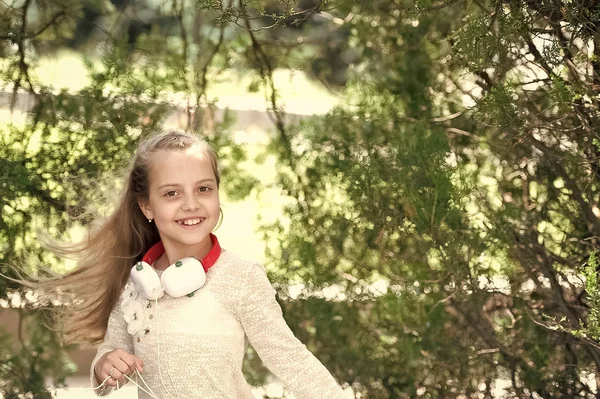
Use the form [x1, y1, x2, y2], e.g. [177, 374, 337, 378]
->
[130, 234, 222, 300]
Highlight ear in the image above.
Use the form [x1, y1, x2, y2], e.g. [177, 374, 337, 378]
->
[138, 199, 153, 220]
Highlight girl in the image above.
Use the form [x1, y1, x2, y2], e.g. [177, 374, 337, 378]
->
[47, 130, 346, 398]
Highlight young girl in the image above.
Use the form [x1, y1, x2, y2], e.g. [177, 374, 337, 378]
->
[47, 130, 346, 398]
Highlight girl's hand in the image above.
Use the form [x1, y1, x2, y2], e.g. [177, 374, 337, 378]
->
[94, 348, 144, 387]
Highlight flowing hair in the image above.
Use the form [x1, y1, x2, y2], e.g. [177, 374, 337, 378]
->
[38, 130, 220, 344]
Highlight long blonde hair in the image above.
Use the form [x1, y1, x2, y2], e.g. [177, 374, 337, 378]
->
[41, 130, 220, 344]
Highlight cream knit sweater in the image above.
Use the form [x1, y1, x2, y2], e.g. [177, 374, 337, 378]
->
[90, 249, 346, 399]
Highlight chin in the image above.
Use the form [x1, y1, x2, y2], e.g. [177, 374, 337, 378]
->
[181, 232, 213, 244]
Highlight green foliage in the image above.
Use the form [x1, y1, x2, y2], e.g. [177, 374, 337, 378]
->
[575, 252, 600, 340]
[4, 0, 600, 397]
[260, 0, 600, 397]
[0, 1, 265, 396]
[0, 308, 76, 399]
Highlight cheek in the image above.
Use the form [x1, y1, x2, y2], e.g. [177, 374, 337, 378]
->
[208, 198, 220, 217]
[211, 198, 221, 213]
[150, 198, 174, 217]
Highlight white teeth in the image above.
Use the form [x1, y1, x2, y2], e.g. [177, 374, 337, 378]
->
[180, 218, 203, 226]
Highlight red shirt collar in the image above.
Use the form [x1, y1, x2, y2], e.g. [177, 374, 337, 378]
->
[142, 233, 221, 273]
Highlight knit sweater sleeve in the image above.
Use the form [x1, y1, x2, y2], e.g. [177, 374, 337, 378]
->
[237, 263, 346, 399]
[89, 298, 134, 396]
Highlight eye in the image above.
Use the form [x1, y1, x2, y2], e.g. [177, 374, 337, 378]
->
[198, 186, 211, 193]
[165, 190, 178, 197]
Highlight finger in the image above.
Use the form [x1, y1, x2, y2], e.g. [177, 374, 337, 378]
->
[134, 356, 144, 373]
[111, 358, 131, 384]
[113, 349, 138, 374]
[104, 367, 118, 387]
[111, 349, 133, 375]
[121, 355, 138, 375]
[100, 365, 119, 386]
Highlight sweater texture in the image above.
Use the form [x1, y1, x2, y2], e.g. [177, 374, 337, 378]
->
[90, 249, 346, 399]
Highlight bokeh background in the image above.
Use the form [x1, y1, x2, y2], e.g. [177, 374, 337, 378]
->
[2, 0, 600, 398]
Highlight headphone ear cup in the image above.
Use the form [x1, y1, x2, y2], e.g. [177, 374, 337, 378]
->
[161, 257, 207, 298]
[131, 261, 164, 300]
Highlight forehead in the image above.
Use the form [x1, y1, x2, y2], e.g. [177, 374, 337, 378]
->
[148, 148, 215, 183]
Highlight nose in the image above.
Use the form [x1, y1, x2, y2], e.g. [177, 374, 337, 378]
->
[181, 194, 199, 211]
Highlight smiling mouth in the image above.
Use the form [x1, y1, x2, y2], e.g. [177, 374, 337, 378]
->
[177, 218, 205, 226]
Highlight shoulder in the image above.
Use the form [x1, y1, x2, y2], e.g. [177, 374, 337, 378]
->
[216, 249, 271, 286]
[217, 249, 265, 273]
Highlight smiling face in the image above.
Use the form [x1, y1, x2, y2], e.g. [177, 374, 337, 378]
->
[138, 147, 220, 263]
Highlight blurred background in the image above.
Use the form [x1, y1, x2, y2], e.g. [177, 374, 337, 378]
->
[1, 0, 600, 398]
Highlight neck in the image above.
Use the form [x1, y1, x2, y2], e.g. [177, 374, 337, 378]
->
[143, 234, 221, 271]
[163, 239, 212, 267]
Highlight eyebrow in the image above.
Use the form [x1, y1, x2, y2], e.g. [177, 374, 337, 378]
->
[157, 178, 216, 190]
